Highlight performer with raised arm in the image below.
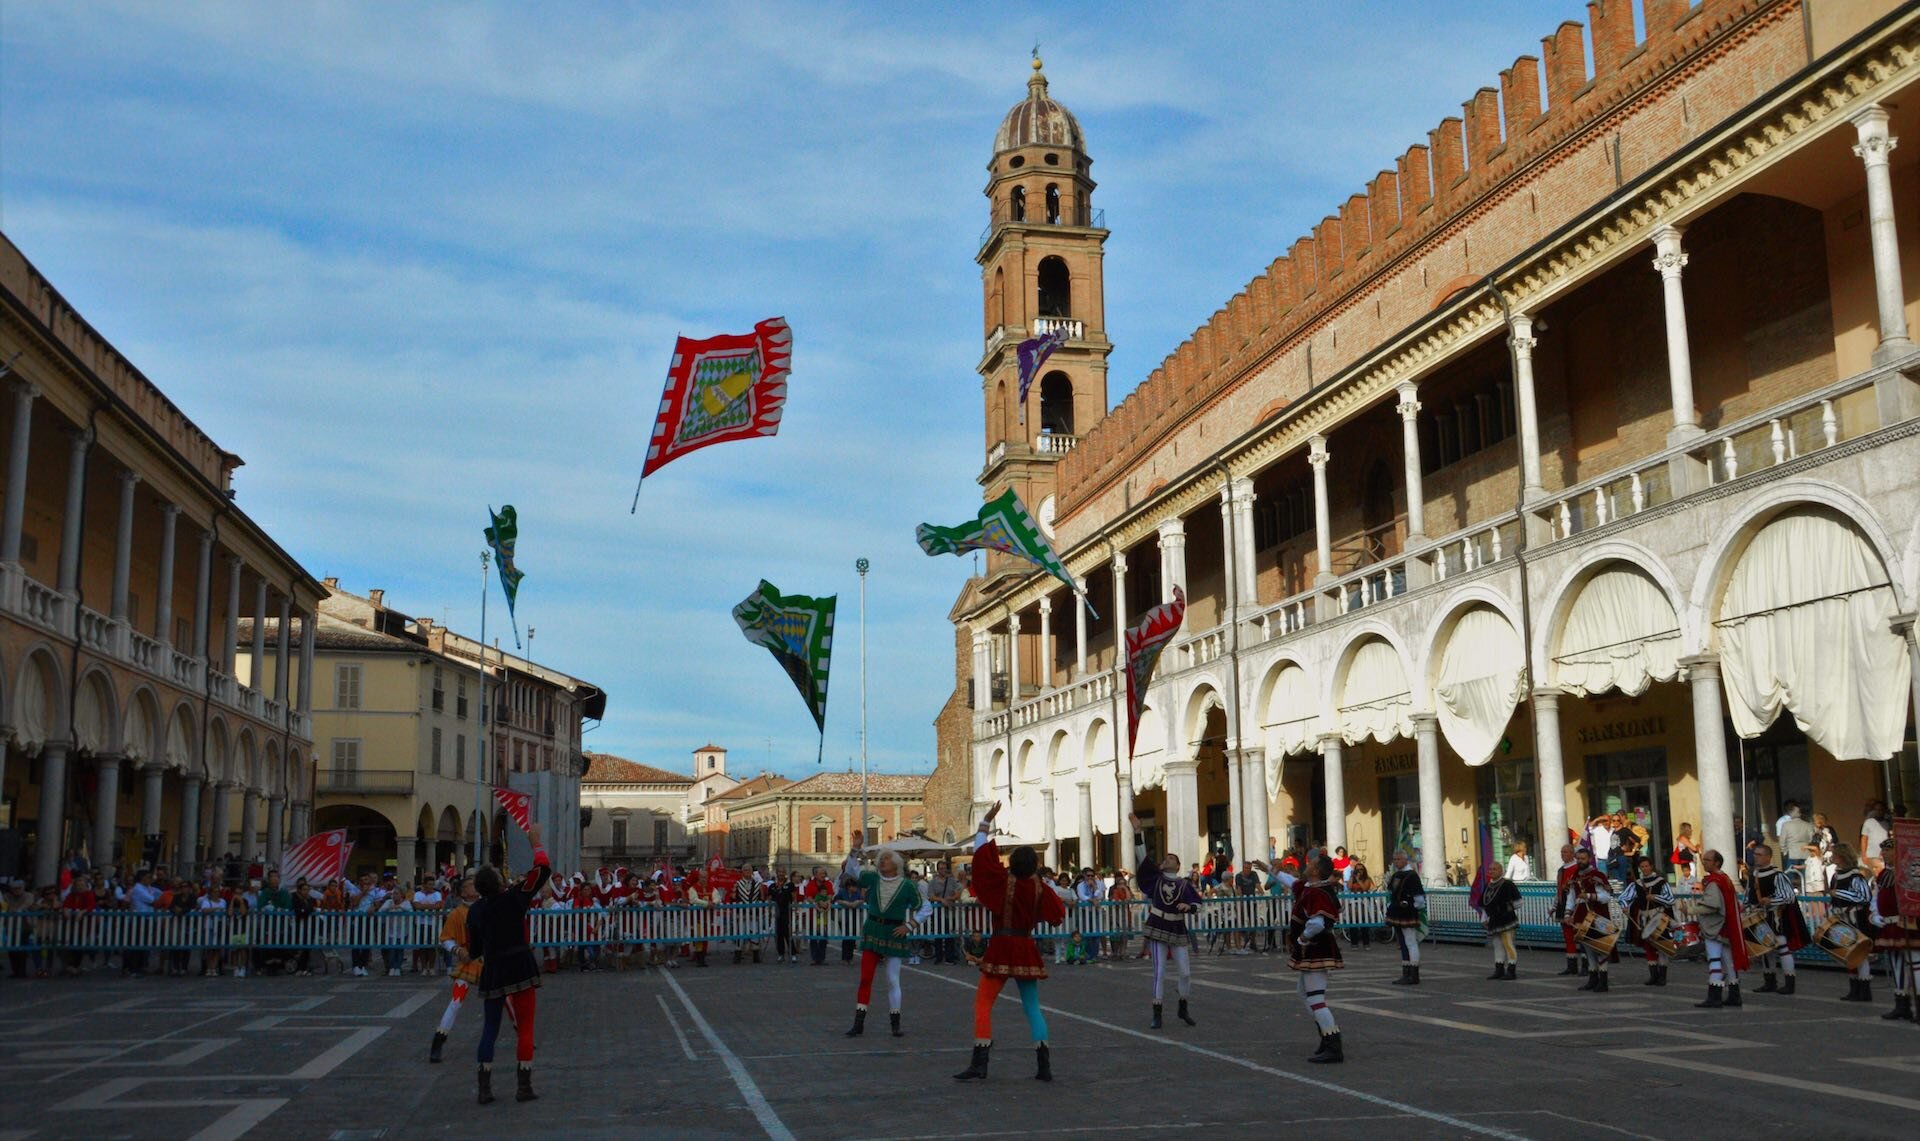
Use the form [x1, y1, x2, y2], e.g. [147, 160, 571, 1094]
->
[1619, 854, 1676, 986]
[1565, 846, 1617, 992]
[1479, 856, 1522, 981]
[1131, 811, 1201, 1030]
[1692, 849, 1747, 1009]
[1265, 853, 1346, 1063]
[1383, 849, 1426, 985]
[1745, 843, 1809, 996]
[1871, 836, 1920, 1023]
[843, 847, 925, 1040]
[953, 802, 1067, 1084]
[1829, 844, 1876, 1002]
[429, 876, 483, 1063]
[466, 824, 554, 1105]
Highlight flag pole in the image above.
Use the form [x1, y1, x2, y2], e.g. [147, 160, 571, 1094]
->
[856, 557, 870, 845]
[473, 549, 489, 872]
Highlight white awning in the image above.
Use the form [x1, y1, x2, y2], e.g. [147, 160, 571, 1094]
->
[1338, 638, 1412, 745]
[1435, 606, 1526, 767]
[1262, 663, 1317, 800]
[1555, 564, 1681, 697]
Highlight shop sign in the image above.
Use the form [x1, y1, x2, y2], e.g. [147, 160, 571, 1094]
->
[1370, 751, 1416, 776]
[1575, 716, 1665, 745]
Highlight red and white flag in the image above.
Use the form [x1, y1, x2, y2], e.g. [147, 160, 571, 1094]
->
[280, 829, 351, 885]
[1124, 585, 1186, 757]
[494, 787, 534, 834]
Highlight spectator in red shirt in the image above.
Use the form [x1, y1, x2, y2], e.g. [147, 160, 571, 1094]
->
[60, 874, 98, 976]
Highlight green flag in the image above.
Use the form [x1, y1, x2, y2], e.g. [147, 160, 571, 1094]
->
[485, 505, 525, 648]
[916, 489, 1084, 604]
[733, 579, 835, 759]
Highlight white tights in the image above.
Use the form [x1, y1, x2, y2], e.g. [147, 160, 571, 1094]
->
[1396, 926, 1421, 966]
[1298, 970, 1336, 1033]
[1150, 941, 1191, 1002]
[1491, 930, 1516, 964]
[437, 980, 468, 1034]
[1706, 939, 1739, 986]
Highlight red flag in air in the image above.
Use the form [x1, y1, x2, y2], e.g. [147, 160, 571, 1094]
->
[705, 855, 744, 898]
[280, 829, 351, 885]
[494, 787, 534, 834]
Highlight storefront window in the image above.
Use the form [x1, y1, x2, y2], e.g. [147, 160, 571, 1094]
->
[1584, 748, 1672, 871]
[1475, 759, 1538, 875]
[1378, 774, 1421, 868]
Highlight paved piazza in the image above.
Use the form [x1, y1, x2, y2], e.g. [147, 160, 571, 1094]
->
[2, 943, 1916, 1140]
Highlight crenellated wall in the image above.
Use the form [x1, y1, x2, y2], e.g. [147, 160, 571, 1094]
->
[1053, 0, 1815, 537]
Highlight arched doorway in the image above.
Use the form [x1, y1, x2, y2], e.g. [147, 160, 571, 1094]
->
[314, 803, 398, 880]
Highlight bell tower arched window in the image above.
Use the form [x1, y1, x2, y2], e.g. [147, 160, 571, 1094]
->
[1039, 372, 1074, 435]
[1011, 186, 1026, 222]
[1037, 256, 1070, 318]
[1045, 184, 1061, 224]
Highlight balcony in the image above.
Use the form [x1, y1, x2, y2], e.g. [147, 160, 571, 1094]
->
[978, 207, 1107, 252]
[317, 769, 416, 796]
[1032, 316, 1084, 341]
[1035, 432, 1080, 456]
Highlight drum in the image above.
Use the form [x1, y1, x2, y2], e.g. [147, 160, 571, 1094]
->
[1813, 915, 1873, 971]
[1741, 906, 1778, 960]
[1575, 913, 1618, 957]
[1643, 913, 1678, 958]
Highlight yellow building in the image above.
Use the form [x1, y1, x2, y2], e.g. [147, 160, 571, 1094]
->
[0, 233, 325, 887]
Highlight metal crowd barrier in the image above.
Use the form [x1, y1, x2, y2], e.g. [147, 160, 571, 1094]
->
[0, 887, 1857, 968]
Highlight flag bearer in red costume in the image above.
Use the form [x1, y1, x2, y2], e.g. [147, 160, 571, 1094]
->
[467, 824, 554, 1105]
[1551, 843, 1584, 977]
[952, 802, 1066, 1084]
[1265, 853, 1346, 1063]
[428, 876, 483, 1063]
[1871, 836, 1920, 1024]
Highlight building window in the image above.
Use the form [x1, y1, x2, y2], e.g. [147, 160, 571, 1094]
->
[335, 664, 362, 710]
[431, 727, 443, 775]
[456, 677, 468, 719]
[432, 667, 444, 711]
[812, 825, 829, 854]
[707, 757, 716, 771]
[1011, 185, 1026, 222]
[611, 816, 629, 853]
[654, 818, 669, 851]
[456, 734, 467, 781]
[331, 738, 360, 776]
[1253, 483, 1312, 552]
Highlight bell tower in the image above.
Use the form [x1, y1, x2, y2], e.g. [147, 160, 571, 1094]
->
[977, 55, 1110, 561]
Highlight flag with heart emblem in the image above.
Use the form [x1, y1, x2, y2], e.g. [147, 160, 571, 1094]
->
[494, 787, 534, 835]
[280, 829, 352, 885]
[1124, 586, 1186, 757]
[631, 317, 792, 507]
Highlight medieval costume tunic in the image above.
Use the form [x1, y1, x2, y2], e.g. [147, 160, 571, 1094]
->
[1480, 874, 1523, 979]
[844, 868, 926, 1037]
[466, 845, 554, 1101]
[429, 898, 484, 1062]
[1745, 863, 1810, 994]
[1830, 864, 1877, 999]
[1137, 840, 1204, 1026]
[1619, 870, 1677, 985]
[1692, 866, 1748, 1008]
[1870, 850, 1920, 1022]
[1566, 861, 1618, 990]
[1553, 857, 1583, 975]
[1383, 865, 1427, 984]
[955, 838, 1067, 1081]
[1280, 870, 1345, 1063]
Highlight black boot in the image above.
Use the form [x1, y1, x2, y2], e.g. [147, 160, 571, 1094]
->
[845, 1008, 866, 1037]
[430, 1030, 446, 1063]
[1392, 965, 1414, 985]
[1655, 965, 1668, 987]
[1844, 978, 1866, 1001]
[1644, 965, 1660, 986]
[694, 952, 707, 968]
[1596, 970, 1610, 992]
[1757, 972, 1778, 993]
[1559, 955, 1579, 976]
[952, 1043, 990, 1081]
[1859, 981, 1873, 1004]
[1490, 963, 1508, 980]
[1409, 966, 1421, 985]
[515, 1065, 537, 1102]
[1781, 973, 1795, 996]
[1883, 994, 1913, 1021]
[1177, 999, 1195, 1026]
[889, 1012, 902, 1038]
[1579, 957, 1591, 976]
[1034, 1043, 1051, 1082]
[1725, 982, 1743, 1007]
[1580, 967, 1600, 991]
[1151, 1004, 1163, 1029]
[477, 1065, 495, 1105]
[1695, 985, 1724, 1008]
[1307, 1031, 1344, 1064]
[1505, 962, 1517, 981]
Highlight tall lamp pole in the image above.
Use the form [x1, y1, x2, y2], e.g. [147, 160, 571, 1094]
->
[473, 549, 489, 871]
[855, 557, 869, 843]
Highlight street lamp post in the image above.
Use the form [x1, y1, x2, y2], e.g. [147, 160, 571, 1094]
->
[473, 550, 489, 871]
[855, 557, 869, 845]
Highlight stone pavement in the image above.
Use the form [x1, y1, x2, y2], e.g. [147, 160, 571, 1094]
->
[1, 942, 1916, 1140]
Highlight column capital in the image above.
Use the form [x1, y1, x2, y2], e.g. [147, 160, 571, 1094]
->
[1411, 711, 1440, 732]
[5, 376, 40, 401]
[1506, 312, 1538, 355]
[181, 772, 203, 787]
[1219, 476, 1255, 507]
[226, 552, 244, 570]
[1075, 778, 1091, 791]
[198, 529, 216, 551]
[1237, 744, 1266, 763]
[1316, 731, 1344, 752]
[1850, 103, 1896, 159]
[141, 757, 171, 773]
[1038, 596, 1052, 615]
[1112, 551, 1127, 575]
[117, 468, 143, 490]
[1307, 433, 1329, 465]
[1677, 653, 1720, 680]
[1008, 611, 1021, 633]
[62, 425, 95, 450]
[1650, 224, 1689, 278]
[1529, 686, 1565, 708]
[267, 792, 285, 804]
[1891, 612, 1919, 642]
[1161, 757, 1198, 775]
[1155, 516, 1186, 544]
[1396, 383, 1422, 418]
[160, 502, 182, 519]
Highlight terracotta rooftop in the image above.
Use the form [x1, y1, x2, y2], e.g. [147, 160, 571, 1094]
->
[776, 773, 930, 797]
[582, 753, 694, 786]
[713, 775, 790, 801]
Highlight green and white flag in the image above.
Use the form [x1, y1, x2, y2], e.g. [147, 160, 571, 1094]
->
[733, 579, 835, 761]
[484, 505, 525, 649]
[917, 489, 1088, 610]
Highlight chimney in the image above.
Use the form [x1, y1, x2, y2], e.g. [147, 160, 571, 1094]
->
[369, 589, 385, 608]
[417, 617, 434, 633]
[1501, 56, 1543, 136]
[322, 576, 339, 591]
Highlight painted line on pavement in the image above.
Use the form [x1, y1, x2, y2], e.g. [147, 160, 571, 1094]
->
[662, 970, 795, 1141]
[908, 967, 1532, 1141]
[379, 991, 437, 1020]
[655, 994, 698, 1061]
[1612, 1047, 1920, 1112]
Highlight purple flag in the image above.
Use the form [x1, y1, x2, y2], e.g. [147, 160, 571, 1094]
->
[1015, 327, 1069, 424]
[1468, 820, 1494, 913]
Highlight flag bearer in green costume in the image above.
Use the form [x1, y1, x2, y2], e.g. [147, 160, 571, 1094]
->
[844, 849, 929, 1039]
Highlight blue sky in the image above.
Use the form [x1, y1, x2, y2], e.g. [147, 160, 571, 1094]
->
[0, 0, 1578, 779]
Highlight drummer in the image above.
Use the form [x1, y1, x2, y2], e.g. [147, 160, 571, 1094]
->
[1870, 836, 1919, 1024]
[1744, 843, 1810, 997]
[1692, 849, 1747, 1009]
[1564, 846, 1617, 993]
[1829, 845, 1876, 1003]
[1619, 854, 1676, 987]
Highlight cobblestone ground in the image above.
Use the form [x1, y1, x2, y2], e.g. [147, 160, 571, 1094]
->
[1, 941, 1917, 1140]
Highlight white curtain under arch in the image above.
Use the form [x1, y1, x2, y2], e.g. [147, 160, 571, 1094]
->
[165, 710, 193, 769]
[1434, 607, 1527, 766]
[1261, 664, 1317, 800]
[1338, 639, 1413, 745]
[1716, 509, 1910, 760]
[125, 698, 158, 764]
[1555, 565, 1682, 697]
[73, 677, 112, 754]
[1131, 707, 1167, 791]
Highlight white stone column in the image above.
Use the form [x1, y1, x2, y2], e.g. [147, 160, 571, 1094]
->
[1111, 552, 1129, 655]
[289, 800, 309, 847]
[1397, 384, 1427, 542]
[1038, 597, 1054, 691]
[110, 470, 140, 622]
[1, 379, 36, 565]
[240, 789, 260, 859]
[92, 754, 122, 868]
[1308, 435, 1332, 584]
[207, 781, 233, 858]
[1895, 617, 1920, 765]
[1163, 758, 1201, 866]
[1682, 656, 1736, 862]
[1076, 779, 1093, 870]
[1073, 588, 1088, 677]
[266, 795, 286, 866]
[1318, 734, 1347, 851]
[221, 556, 243, 674]
[191, 532, 214, 660]
[1007, 612, 1022, 705]
[1156, 518, 1187, 602]
[970, 630, 989, 712]
[275, 597, 292, 704]
[250, 579, 269, 690]
[1851, 105, 1915, 363]
[1225, 745, 1245, 860]
[1650, 225, 1702, 443]
[1507, 314, 1545, 502]
[140, 762, 166, 839]
[178, 774, 202, 866]
[1041, 787, 1057, 869]
[1221, 476, 1257, 609]
[1532, 689, 1569, 858]
[33, 741, 72, 887]
[1243, 747, 1271, 867]
[297, 612, 315, 713]
[56, 429, 91, 594]
[154, 505, 179, 645]
[1413, 713, 1445, 886]
[1116, 771, 1135, 864]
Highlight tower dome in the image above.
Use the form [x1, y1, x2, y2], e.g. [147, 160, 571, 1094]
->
[993, 57, 1085, 155]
